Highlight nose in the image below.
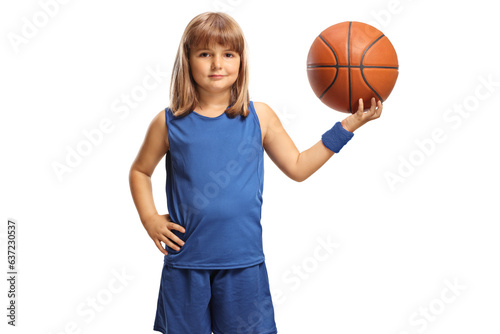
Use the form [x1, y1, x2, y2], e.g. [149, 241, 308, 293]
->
[211, 55, 222, 70]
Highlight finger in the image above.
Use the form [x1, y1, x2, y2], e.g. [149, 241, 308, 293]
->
[166, 230, 185, 248]
[370, 97, 376, 113]
[169, 222, 186, 234]
[167, 223, 186, 245]
[154, 239, 168, 256]
[161, 234, 182, 251]
[160, 224, 184, 247]
[364, 97, 376, 118]
[356, 98, 364, 114]
[371, 100, 382, 119]
[377, 100, 383, 115]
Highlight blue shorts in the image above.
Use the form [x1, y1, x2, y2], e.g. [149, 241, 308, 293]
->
[153, 261, 278, 334]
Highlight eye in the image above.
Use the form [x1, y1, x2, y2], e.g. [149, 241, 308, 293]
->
[225, 52, 238, 58]
[199, 52, 210, 57]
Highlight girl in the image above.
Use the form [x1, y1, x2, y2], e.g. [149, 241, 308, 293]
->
[129, 12, 382, 334]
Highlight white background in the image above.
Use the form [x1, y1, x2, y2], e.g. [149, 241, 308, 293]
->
[1, 0, 500, 333]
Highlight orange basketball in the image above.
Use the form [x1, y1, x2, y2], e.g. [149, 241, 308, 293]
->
[307, 21, 399, 113]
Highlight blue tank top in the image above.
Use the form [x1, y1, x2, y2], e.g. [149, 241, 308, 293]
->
[163, 101, 265, 269]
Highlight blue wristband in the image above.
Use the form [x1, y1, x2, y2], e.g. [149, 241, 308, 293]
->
[321, 122, 354, 153]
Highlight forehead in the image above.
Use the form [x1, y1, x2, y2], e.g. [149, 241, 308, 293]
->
[187, 27, 243, 54]
[191, 43, 237, 52]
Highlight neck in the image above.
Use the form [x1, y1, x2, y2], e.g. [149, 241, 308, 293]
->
[196, 88, 231, 113]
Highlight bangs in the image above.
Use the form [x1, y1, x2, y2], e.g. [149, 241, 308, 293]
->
[186, 13, 244, 54]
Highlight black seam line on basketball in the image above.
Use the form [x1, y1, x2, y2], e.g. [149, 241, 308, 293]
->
[318, 34, 339, 99]
[308, 65, 399, 69]
[360, 34, 386, 102]
[348, 22, 352, 113]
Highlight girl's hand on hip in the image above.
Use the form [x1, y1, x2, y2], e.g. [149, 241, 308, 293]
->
[143, 214, 185, 255]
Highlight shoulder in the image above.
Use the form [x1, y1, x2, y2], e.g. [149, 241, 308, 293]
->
[252, 101, 279, 125]
[252, 102, 284, 143]
[252, 101, 283, 129]
[151, 109, 167, 129]
[253, 101, 272, 115]
[147, 109, 169, 146]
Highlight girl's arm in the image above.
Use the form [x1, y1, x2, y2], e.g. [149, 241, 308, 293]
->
[129, 110, 185, 255]
[255, 98, 382, 182]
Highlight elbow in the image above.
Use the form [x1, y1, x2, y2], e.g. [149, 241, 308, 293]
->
[129, 163, 138, 180]
[128, 166, 135, 182]
[129, 163, 150, 184]
[129, 166, 137, 187]
[293, 175, 309, 183]
[289, 171, 310, 183]
[282, 165, 311, 182]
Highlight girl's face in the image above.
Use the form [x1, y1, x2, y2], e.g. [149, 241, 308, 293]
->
[189, 43, 241, 97]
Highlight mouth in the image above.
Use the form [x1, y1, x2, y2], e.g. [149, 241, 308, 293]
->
[209, 75, 225, 79]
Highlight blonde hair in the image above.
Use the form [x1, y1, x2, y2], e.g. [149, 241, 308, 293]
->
[169, 12, 250, 118]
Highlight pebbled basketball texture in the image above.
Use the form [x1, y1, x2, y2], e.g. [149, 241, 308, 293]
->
[307, 21, 399, 113]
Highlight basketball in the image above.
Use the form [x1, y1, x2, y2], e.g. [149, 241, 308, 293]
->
[307, 21, 399, 113]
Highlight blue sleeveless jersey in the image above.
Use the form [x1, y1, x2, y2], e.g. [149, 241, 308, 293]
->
[163, 101, 265, 269]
